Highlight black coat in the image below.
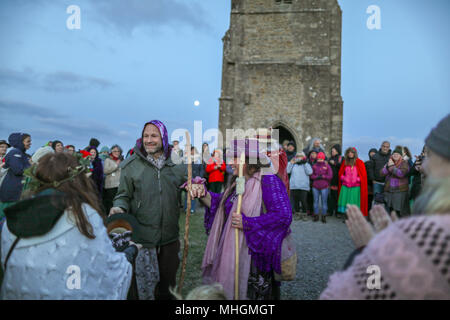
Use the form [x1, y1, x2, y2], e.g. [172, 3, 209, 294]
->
[408, 163, 424, 200]
[366, 149, 391, 183]
[329, 154, 343, 187]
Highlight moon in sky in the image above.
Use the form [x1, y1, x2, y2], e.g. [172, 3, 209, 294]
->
[194, 100, 200, 106]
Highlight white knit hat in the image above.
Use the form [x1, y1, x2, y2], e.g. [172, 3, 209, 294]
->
[31, 146, 54, 163]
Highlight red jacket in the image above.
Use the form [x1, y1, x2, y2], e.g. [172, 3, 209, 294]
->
[338, 158, 368, 216]
[206, 158, 226, 183]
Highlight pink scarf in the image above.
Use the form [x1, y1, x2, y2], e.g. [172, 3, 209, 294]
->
[202, 171, 263, 300]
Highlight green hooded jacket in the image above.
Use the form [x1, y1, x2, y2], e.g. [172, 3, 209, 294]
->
[113, 124, 187, 248]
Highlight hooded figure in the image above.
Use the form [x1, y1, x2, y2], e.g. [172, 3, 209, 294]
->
[87, 146, 104, 197]
[0, 133, 31, 202]
[112, 120, 187, 300]
[365, 148, 378, 211]
[327, 144, 343, 217]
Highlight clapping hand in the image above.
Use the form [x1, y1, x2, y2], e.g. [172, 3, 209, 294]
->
[345, 205, 375, 249]
[346, 205, 399, 249]
[369, 205, 398, 233]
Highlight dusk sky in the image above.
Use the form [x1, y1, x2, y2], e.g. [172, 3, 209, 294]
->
[1, 0, 449, 161]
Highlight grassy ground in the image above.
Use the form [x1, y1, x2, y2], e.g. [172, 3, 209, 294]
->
[176, 204, 208, 298]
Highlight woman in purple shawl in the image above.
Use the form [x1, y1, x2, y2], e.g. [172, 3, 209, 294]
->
[194, 139, 293, 300]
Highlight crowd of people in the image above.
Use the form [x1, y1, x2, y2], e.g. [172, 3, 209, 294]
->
[0, 113, 448, 300]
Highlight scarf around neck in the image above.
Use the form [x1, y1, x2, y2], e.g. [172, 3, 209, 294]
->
[146, 154, 166, 170]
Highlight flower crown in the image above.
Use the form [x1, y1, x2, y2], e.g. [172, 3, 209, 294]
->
[23, 164, 88, 191]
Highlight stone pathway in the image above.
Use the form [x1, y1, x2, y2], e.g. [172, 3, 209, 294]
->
[281, 215, 355, 300]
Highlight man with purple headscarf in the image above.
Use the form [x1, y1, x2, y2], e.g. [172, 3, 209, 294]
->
[110, 120, 187, 300]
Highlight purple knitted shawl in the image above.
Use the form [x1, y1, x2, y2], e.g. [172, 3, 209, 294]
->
[204, 174, 292, 275]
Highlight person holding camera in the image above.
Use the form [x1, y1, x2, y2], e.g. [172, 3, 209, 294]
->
[205, 149, 226, 193]
[287, 152, 312, 220]
[408, 146, 427, 204]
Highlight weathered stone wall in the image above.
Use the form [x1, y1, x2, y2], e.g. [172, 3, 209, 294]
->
[219, 0, 343, 152]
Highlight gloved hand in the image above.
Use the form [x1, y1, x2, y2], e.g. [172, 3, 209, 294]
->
[110, 231, 140, 263]
[110, 231, 133, 252]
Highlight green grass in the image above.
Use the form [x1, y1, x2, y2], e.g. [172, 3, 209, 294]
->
[176, 205, 208, 298]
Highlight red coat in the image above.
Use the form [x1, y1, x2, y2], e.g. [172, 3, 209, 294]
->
[338, 158, 368, 216]
[205, 158, 226, 183]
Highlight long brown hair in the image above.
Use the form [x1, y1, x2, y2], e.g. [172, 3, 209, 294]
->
[344, 147, 358, 167]
[31, 152, 105, 239]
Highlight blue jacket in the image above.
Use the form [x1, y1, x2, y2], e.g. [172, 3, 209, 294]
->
[0, 133, 31, 202]
[287, 161, 313, 191]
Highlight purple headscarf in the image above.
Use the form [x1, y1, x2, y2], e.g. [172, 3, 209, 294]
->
[138, 120, 171, 159]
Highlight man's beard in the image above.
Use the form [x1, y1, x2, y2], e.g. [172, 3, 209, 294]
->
[145, 144, 163, 156]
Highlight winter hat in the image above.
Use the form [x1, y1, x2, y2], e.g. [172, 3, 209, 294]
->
[368, 148, 378, 158]
[308, 149, 318, 157]
[0, 140, 10, 148]
[317, 152, 326, 160]
[392, 146, 403, 156]
[32, 146, 54, 163]
[225, 138, 268, 163]
[425, 113, 450, 160]
[100, 146, 110, 153]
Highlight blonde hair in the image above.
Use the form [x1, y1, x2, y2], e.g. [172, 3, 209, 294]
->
[170, 283, 228, 300]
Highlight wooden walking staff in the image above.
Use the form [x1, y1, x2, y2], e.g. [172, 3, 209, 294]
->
[178, 131, 192, 294]
[234, 151, 246, 300]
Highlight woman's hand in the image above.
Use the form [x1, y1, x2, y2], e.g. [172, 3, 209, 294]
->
[345, 205, 374, 249]
[231, 212, 243, 229]
[388, 158, 394, 167]
[369, 205, 393, 233]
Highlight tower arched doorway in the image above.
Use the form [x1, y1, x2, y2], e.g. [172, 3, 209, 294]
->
[273, 125, 297, 151]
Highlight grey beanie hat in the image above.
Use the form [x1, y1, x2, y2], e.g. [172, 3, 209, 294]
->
[425, 113, 450, 160]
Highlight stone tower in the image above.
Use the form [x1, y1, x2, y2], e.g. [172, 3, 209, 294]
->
[218, 0, 343, 151]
